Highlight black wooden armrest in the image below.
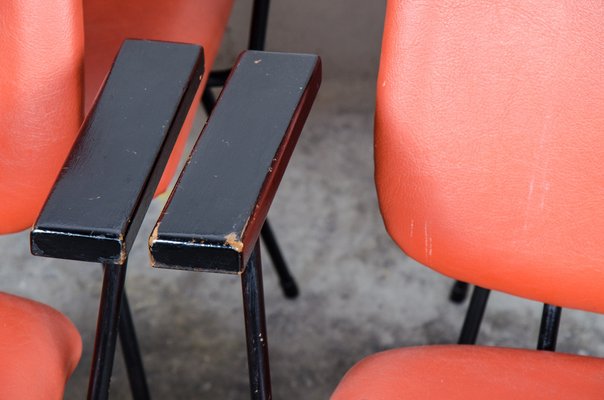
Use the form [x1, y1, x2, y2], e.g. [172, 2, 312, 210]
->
[149, 50, 321, 274]
[30, 39, 204, 264]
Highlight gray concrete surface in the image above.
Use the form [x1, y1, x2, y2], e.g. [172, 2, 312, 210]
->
[1, 1, 604, 399]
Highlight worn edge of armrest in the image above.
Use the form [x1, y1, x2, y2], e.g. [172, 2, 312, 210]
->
[149, 50, 322, 274]
[30, 39, 204, 264]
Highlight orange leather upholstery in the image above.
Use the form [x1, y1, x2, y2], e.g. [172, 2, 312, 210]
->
[375, 0, 604, 312]
[0, 3, 83, 393]
[0, 0, 85, 234]
[331, 346, 604, 400]
[0, 292, 81, 400]
[0, 0, 234, 234]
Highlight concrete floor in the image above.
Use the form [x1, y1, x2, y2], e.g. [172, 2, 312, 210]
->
[3, 2, 604, 399]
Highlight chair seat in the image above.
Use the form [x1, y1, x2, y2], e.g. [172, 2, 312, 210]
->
[331, 345, 604, 400]
[0, 292, 81, 400]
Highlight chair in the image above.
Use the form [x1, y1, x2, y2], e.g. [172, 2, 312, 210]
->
[1, 1, 221, 398]
[4, 1, 300, 398]
[9, 37, 203, 400]
[330, 0, 604, 398]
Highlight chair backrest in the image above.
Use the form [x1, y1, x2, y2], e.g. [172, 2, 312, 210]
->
[375, 0, 604, 313]
[0, 0, 234, 235]
[0, 0, 84, 234]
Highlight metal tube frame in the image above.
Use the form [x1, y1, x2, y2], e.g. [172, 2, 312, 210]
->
[88, 262, 128, 400]
[458, 286, 491, 344]
[261, 222, 299, 298]
[247, 0, 271, 51]
[241, 243, 272, 400]
[119, 292, 151, 399]
[450, 280, 470, 303]
[88, 260, 150, 400]
[457, 289, 564, 352]
[537, 304, 562, 351]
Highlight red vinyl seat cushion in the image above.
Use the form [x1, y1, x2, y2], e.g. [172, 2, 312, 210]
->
[0, 292, 81, 399]
[331, 345, 604, 400]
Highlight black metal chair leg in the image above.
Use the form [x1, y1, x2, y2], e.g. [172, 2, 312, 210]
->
[201, 87, 218, 114]
[248, 0, 271, 51]
[458, 286, 491, 344]
[537, 304, 562, 351]
[449, 280, 470, 303]
[261, 221, 299, 298]
[119, 291, 151, 400]
[241, 243, 272, 400]
[88, 262, 128, 400]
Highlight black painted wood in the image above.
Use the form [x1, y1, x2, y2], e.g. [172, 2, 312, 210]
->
[30, 40, 204, 264]
[150, 50, 321, 273]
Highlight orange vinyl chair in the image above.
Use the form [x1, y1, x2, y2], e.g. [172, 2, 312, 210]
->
[331, 1, 604, 399]
[1, 0, 232, 398]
